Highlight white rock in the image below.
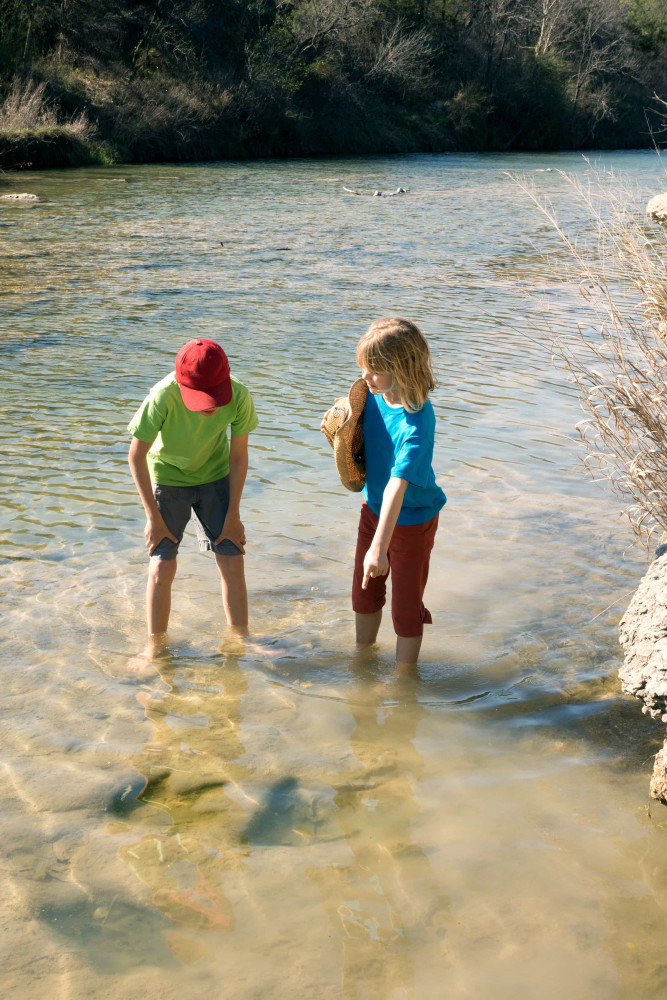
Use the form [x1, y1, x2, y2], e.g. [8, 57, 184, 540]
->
[0, 192, 40, 201]
[646, 193, 667, 223]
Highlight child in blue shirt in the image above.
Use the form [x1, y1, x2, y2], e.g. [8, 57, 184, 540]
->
[331, 318, 446, 669]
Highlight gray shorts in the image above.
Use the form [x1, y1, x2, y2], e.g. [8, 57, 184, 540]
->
[151, 475, 242, 561]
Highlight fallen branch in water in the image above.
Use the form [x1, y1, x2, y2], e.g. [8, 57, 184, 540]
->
[342, 186, 407, 196]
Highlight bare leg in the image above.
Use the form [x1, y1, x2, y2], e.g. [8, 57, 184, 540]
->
[147, 556, 178, 636]
[395, 634, 422, 672]
[355, 610, 382, 646]
[214, 554, 282, 661]
[215, 553, 248, 631]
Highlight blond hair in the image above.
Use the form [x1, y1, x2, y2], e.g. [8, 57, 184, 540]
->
[355, 317, 436, 412]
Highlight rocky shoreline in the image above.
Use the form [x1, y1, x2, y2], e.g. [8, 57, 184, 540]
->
[619, 546, 667, 801]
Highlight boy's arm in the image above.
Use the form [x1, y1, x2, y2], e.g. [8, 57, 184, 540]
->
[362, 476, 408, 589]
[128, 437, 178, 554]
[215, 433, 249, 553]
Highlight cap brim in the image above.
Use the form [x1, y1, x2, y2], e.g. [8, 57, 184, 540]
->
[179, 377, 232, 411]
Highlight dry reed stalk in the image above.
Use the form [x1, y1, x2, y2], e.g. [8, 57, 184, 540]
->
[0, 79, 57, 130]
[514, 167, 667, 547]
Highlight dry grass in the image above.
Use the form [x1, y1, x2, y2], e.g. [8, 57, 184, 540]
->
[0, 77, 93, 139]
[515, 167, 667, 547]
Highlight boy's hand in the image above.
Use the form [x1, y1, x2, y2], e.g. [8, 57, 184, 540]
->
[145, 514, 178, 555]
[362, 543, 389, 589]
[215, 514, 246, 554]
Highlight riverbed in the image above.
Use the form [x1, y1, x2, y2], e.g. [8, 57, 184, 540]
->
[1, 151, 666, 999]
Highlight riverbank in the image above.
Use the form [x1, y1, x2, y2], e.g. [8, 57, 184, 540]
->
[0, 77, 453, 170]
[0, 97, 656, 173]
[2, 21, 664, 173]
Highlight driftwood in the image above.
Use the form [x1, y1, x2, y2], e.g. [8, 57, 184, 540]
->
[618, 545, 667, 801]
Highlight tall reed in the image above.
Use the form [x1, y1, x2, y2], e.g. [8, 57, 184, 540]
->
[516, 168, 667, 548]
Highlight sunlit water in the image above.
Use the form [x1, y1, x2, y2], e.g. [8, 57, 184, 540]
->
[2, 151, 667, 999]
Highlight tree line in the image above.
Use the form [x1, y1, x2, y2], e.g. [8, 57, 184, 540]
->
[1, 0, 666, 166]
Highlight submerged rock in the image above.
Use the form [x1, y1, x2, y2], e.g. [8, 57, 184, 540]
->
[0, 192, 40, 201]
[646, 193, 667, 224]
[619, 545, 667, 801]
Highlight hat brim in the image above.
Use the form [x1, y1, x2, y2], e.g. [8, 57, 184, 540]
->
[179, 377, 232, 411]
[332, 378, 367, 492]
[322, 398, 348, 447]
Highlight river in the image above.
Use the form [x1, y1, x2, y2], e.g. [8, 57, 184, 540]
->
[1, 150, 666, 999]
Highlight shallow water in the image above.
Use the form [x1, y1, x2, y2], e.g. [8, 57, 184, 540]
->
[2, 150, 667, 999]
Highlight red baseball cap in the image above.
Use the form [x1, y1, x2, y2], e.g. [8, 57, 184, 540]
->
[174, 339, 232, 411]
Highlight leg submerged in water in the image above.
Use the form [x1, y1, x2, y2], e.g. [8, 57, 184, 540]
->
[215, 553, 248, 631]
[355, 610, 382, 647]
[395, 634, 422, 673]
[352, 506, 387, 649]
[215, 553, 277, 660]
[388, 514, 438, 672]
[127, 632, 172, 677]
[126, 557, 178, 675]
[147, 555, 178, 636]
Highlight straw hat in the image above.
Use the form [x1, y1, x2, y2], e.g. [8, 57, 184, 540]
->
[322, 378, 368, 492]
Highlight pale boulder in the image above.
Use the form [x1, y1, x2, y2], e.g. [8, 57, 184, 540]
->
[619, 545, 667, 802]
[646, 193, 667, 223]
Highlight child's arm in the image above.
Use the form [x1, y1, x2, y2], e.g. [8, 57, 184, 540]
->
[214, 433, 248, 553]
[362, 476, 408, 589]
[128, 437, 178, 554]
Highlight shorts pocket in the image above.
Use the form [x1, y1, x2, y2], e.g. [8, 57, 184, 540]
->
[154, 484, 185, 499]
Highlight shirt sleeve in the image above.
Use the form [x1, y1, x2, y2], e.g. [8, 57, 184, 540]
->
[127, 390, 168, 443]
[230, 384, 259, 436]
[390, 411, 435, 488]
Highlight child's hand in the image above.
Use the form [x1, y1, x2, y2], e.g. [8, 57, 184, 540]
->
[362, 543, 389, 589]
[320, 399, 341, 432]
[145, 514, 178, 555]
[215, 514, 246, 554]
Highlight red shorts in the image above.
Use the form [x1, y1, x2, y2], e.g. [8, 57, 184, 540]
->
[352, 503, 439, 638]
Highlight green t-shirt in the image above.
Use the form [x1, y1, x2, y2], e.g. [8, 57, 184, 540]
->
[128, 373, 258, 486]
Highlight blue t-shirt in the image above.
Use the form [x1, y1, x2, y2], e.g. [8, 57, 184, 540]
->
[362, 393, 447, 525]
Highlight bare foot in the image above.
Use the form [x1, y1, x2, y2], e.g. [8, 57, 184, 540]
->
[126, 635, 169, 678]
[395, 660, 419, 679]
[218, 628, 282, 661]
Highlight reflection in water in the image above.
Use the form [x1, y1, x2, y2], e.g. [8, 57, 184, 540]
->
[118, 654, 249, 962]
[310, 658, 450, 999]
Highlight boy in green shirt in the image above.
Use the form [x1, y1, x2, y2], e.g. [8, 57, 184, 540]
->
[128, 339, 258, 649]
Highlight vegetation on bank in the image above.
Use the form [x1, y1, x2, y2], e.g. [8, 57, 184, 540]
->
[1, 0, 667, 168]
[519, 170, 667, 548]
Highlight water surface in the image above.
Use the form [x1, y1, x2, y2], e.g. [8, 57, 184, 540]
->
[2, 151, 667, 999]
